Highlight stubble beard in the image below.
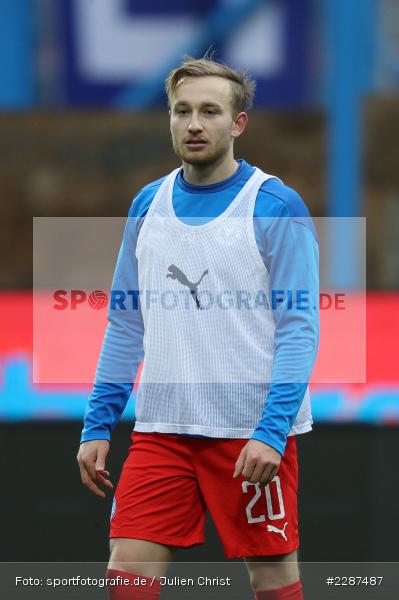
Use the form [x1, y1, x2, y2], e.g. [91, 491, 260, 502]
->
[172, 137, 230, 167]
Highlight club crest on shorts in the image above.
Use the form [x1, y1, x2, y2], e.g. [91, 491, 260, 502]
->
[110, 497, 117, 521]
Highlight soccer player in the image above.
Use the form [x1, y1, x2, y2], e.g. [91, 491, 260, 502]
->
[77, 56, 319, 600]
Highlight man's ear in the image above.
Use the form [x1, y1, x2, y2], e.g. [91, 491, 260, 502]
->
[232, 112, 249, 139]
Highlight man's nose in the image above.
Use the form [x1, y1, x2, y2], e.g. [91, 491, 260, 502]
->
[188, 114, 203, 132]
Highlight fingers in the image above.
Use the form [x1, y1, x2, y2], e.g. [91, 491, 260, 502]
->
[246, 462, 276, 486]
[234, 444, 269, 482]
[258, 465, 279, 488]
[84, 457, 97, 482]
[95, 470, 114, 491]
[242, 461, 256, 480]
[79, 464, 106, 498]
[248, 463, 265, 484]
[95, 445, 109, 472]
[233, 446, 247, 478]
[233, 441, 281, 487]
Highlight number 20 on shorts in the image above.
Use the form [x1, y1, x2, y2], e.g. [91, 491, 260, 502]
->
[242, 476, 285, 523]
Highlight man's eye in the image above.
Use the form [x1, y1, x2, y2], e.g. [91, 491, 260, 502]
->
[177, 109, 187, 115]
[205, 110, 216, 115]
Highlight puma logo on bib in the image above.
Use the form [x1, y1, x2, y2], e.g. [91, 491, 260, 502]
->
[166, 264, 208, 309]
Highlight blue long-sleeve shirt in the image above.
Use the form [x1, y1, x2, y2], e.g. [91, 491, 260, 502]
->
[81, 159, 319, 455]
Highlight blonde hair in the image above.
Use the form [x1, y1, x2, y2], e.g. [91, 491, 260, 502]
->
[165, 54, 256, 116]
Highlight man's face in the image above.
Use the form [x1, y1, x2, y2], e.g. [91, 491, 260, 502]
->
[169, 76, 239, 166]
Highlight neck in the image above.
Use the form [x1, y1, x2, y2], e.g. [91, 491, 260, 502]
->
[182, 154, 238, 186]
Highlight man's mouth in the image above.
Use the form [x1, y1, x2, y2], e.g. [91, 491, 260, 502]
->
[185, 140, 207, 148]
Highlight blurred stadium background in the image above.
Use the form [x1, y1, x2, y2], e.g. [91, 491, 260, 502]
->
[1, 0, 399, 564]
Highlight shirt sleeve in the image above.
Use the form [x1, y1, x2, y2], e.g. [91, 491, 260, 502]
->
[251, 191, 320, 456]
[80, 206, 145, 443]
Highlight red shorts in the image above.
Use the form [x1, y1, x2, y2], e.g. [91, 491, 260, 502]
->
[110, 432, 299, 559]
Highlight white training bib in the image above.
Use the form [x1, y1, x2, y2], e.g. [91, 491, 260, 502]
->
[134, 167, 312, 438]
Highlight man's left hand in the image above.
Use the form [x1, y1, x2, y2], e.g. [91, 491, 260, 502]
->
[233, 439, 281, 488]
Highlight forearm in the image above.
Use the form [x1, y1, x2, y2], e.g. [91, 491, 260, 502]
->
[80, 316, 144, 442]
[252, 383, 310, 456]
[81, 382, 134, 442]
[252, 208, 320, 456]
[252, 293, 319, 455]
[81, 213, 145, 443]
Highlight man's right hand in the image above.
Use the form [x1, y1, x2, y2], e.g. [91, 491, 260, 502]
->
[77, 440, 113, 498]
